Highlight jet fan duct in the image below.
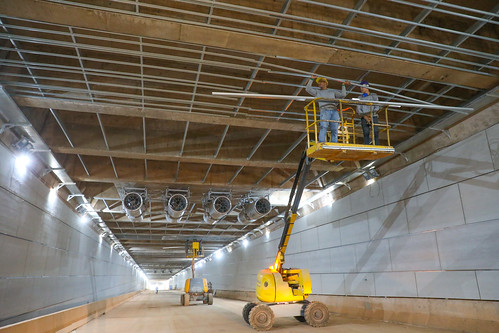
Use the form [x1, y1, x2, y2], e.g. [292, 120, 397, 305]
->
[121, 189, 148, 220]
[203, 195, 231, 224]
[238, 197, 272, 223]
[165, 193, 188, 222]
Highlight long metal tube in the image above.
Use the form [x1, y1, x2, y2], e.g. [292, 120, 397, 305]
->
[211, 93, 474, 113]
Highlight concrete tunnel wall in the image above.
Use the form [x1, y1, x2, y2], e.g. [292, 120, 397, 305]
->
[173, 121, 499, 301]
[0, 144, 146, 327]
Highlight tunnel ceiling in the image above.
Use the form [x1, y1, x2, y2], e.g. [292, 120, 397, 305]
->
[0, 0, 498, 279]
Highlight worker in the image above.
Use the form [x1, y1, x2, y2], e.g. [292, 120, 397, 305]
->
[306, 75, 350, 143]
[356, 80, 380, 145]
[155, 286, 159, 294]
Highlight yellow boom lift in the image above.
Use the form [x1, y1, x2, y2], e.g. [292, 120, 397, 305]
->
[242, 98, 398, 330]
[242, 150, 328, 330]
[180, 240, 213, 306]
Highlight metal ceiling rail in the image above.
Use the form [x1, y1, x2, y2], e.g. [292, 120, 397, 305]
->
[432, 3, 499, 67]
[0, 33, 268, 73]
[299, 0, 499, 43]
[0, 48, 258, 87]
[4, 82, 248, 111]
[198, 0, 289, 186]
[1, 20, 495, 79]
[267, 57, 483, 92]
[7, 18, 493, 93]
[168, 0, 498, 61]
[8, 89, 306, 123]
[0, 59, 244, 91]
[4, 25, 492, 99]
[0, 21, 271, 70]
[69, 25, 120, 180]
[13, 3, 497, 72]
[0, 72, 239, 102]
[390, 0, 499, 22]
[9, 90, 307, 123]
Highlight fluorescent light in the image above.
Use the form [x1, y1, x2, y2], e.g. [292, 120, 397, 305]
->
[215, 250, 223, 259]
[366, 178, 376, 186]
[243, 239, 249, 247]
[265, 229, 270, 239]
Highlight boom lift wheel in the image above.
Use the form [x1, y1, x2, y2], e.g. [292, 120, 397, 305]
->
[180, 294, 184, 306]
[183, 294, 190, 307]
[207, 293, 213, 305]
[248, 304, 274, 331]
[304, 301, 329, 327]
[243, 302, 258, 324]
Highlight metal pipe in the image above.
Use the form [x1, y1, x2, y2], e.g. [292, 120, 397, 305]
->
[212, 93, 474, 113]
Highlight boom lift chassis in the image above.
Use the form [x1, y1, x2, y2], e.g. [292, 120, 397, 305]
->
[242, 151, 329, 331]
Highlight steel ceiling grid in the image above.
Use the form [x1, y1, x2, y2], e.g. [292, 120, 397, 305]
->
[34, 0, 499, 74]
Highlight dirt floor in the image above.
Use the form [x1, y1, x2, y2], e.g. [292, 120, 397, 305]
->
[73, 291, 456, 333]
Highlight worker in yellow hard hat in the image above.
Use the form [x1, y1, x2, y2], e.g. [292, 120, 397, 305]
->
[306, 75, 350, 143]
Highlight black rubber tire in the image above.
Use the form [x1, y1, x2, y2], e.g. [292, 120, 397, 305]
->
[242, 302, 257, 325]
[304, 301, 329, 327]
[184, 294, 190, 306]
[248, 304, 274, 331]
[208, 293, 213, 305]
[180, 294, 184, 306]
[294, 302, 310, 322]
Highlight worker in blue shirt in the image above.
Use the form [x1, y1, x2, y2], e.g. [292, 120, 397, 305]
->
[357, 80, 380, 145]
[306, 75, 350, 143]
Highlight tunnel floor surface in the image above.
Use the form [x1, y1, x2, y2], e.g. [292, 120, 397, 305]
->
[73, 290, 455, 333]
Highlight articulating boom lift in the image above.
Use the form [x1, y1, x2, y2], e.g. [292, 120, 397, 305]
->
[180, 241, 213, 306]
[242, 151, 329, 331]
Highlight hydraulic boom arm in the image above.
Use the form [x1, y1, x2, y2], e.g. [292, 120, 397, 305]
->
[272, 151, 312, 273]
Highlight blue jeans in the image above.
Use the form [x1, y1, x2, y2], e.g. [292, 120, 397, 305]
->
[319, 108, 339, 143]
[361, 115, 379, 145]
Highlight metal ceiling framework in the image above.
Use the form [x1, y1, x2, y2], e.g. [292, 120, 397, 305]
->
[0, 0, 497, 280]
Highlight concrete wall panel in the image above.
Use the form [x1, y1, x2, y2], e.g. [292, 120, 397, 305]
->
[355, 239, 392, 273]
[416, 271, 480, 299]
[349, 183, 384, 215]
[380, 159, 428, 204]
[374, 272, 417, 297]
[344, 273, 375, 296]
[320, 273, 345, 295]
[0, 146, 12, 187]
[0, 235, 29, 277]
[299, 227, 319, 252]
[425, 132, 494, 190]
[476, 271, 499, 300]
[389, 232, 441, 271]
[330, 244, 356, 273]
[317, 221, 341, 249]
[405, 185, 465, 233]
[486, 123, 499, 170]
[339, 213, 370, 245]
[459, 171, 499, 224]
[367, 201, 409, 240]
[436, 220, 499, 270]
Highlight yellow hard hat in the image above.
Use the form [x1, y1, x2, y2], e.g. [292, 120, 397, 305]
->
[316, 77, 328, 85]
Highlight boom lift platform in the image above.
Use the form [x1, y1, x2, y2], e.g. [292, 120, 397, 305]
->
[242, 151, 329, 331]
[304, 98, 395, 161]
[180, 241, 213, 306]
